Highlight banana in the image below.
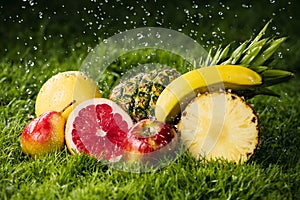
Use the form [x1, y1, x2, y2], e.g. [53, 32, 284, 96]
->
[155, 65, 262, 123]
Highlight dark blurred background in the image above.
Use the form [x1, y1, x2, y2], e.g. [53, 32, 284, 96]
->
[1, 0, 299, 71]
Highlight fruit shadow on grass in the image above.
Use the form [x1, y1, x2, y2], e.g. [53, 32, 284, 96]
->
[107, 141, 185, 174]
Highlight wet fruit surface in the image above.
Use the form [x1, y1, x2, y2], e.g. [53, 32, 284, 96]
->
[20, 111, 65, 158]
[124, 119, 177, 153]
[35, 71, 101, 119]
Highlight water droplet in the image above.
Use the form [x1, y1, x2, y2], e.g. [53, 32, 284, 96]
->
[155, 32, 161, 39]
[270, 0, 275, 3]
[38, 12, 43, 19]
[192, 4, 198, 9]
[28, 60, 35, 67]
[26, 88, 32, 95]
[184, 9, 189, 15]
[156, 21, 162, 26]
[28, 0, 35, 6]
[242, 4, 252, 8]
[137, 33, 144, 40]
[143, 42, 148, 47]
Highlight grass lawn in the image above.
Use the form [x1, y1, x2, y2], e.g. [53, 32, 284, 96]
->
[1, 1, 299, 199]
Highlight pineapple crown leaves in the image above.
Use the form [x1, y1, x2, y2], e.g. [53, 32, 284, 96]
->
[201, 20, 294, 98]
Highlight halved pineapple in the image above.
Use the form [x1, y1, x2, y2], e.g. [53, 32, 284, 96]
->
[178, 92, 259, 163]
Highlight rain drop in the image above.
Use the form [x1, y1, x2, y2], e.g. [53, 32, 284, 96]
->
[192, 4, 198, 9]
[137, 33, 144, 40]
[28, 0, 35, 6]
[28, 60, 35, 67]
[26, 88, 32, 95]
[156, 21, 162, 26]
[155, 32, 161, 38]
[143, 42, 148, 47]
[38, 12, 43, 19]
[184, 9, 189, 15]
[242, 4, 252, 8]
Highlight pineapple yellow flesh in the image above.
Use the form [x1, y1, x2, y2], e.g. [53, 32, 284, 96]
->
[178, 92, 259, 163]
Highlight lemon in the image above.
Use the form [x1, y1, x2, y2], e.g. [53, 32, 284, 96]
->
[35, 71, 101, 119]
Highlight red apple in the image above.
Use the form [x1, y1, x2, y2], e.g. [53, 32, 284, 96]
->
[122, 119, 177, 162]
[20, 101, 75, 158]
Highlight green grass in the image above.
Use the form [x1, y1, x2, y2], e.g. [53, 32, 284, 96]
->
[1, 1, 300, 199]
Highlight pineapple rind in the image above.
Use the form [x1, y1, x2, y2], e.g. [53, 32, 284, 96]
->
[110, 68, 181, 121]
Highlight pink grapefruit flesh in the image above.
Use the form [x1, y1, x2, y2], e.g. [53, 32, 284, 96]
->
[65, 98, 133, 162]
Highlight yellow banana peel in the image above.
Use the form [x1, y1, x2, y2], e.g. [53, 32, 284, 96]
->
[155, 65, 262, 123]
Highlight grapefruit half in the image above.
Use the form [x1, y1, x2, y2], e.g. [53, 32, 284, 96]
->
[65, 98, 134, 162]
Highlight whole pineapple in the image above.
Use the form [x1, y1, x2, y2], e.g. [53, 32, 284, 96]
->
[109, 67, 181, 122]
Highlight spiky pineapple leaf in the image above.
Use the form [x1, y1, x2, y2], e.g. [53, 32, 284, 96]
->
[251, 37, 287, 66]
[202, 21, 294, 98]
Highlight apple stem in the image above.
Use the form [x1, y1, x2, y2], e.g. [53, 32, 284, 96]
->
[60, 100, 76, 113]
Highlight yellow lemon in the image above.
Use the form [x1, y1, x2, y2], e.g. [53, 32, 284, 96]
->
[35, 71, 101, 119]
